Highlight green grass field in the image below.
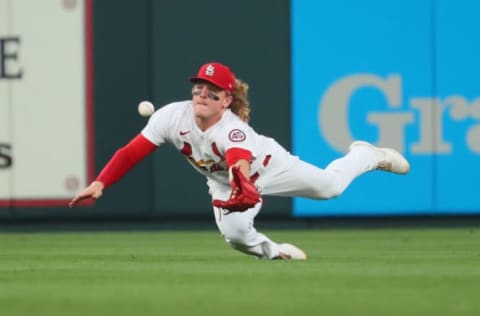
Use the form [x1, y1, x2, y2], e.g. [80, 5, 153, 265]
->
[1, 228, 479, 316]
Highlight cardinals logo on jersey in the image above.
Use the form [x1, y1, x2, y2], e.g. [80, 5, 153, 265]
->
[180, 141, 226, 173]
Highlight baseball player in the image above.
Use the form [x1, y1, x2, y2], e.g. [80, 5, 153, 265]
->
[69, 62, 410, 260]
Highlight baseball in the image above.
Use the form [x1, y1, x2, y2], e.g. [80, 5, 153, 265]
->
[138, 101, 155, 117]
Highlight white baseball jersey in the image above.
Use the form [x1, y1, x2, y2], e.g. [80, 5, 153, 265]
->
[128, 64, 384, 260]
[141, 101, 299, 196]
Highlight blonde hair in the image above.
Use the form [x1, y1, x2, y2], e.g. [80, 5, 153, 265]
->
[229, 79, 251, 123]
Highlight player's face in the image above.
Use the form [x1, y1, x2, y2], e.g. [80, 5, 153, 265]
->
[192, 82, 232, 129]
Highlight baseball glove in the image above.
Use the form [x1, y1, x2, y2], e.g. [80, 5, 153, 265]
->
[212, 166, 261, 212]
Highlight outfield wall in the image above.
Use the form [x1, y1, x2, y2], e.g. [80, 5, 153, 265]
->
[1, 0, 479, 220]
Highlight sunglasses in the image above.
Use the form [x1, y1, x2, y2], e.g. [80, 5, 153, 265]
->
[192, 89, 220, 101]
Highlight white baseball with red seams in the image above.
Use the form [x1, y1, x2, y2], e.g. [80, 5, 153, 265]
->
[141, 100, 385, 259]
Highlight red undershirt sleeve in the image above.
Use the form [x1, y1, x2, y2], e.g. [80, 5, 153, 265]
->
[96, 133, 157, 189]
[225, 147, 252, 167]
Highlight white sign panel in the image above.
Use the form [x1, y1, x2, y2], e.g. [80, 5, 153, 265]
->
[0, 0, 93, 207]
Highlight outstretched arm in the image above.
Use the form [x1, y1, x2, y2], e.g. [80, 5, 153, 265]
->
[69, 133, 157, 207]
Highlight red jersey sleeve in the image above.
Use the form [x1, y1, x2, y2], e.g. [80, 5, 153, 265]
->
[225, 147, 252, 167]
[96, 133, 157, 188]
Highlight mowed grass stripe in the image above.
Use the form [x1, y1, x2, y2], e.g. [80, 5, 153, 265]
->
[0, 228, 479, 316]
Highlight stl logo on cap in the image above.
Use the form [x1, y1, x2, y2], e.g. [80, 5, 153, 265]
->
[189, 62, 235, 92]
[205, 64, 215, 77]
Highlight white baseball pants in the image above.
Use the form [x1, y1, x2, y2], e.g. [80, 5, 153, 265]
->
[210, 145, 378, 259]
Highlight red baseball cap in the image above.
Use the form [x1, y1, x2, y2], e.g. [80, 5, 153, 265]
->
[189, 62, 236, 92]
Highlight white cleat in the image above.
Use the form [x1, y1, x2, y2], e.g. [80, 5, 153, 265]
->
[350, 141, 410, 175]
[277, 243, 307, 260]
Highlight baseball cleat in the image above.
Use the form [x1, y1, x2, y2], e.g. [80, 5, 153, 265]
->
[277, 243, 307, 260]
[350, 141, 410, 174]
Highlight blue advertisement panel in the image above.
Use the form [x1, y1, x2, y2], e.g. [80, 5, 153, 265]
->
[435, 0, 480, 212]
[291, 0, 480, 216]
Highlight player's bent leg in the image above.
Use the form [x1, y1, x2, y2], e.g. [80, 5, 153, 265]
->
[227, 233, 307, 260]
[213, 207, 307, 260]
[209, 182, 308, 260]
[213, 204, 282, 259]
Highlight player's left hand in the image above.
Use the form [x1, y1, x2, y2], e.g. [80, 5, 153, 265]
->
[212, 166, 260, 212]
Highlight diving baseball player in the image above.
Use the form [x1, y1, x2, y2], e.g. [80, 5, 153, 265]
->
[69, 62, 410, 260]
